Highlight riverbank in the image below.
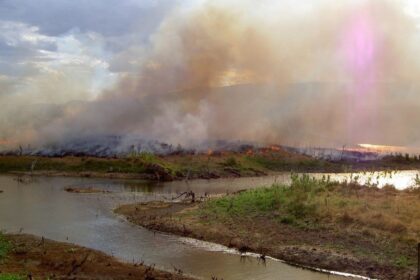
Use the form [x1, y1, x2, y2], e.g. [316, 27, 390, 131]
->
[2, 149, 420, 182]
[0, 233, 191, 280]
[115, 176, 420, 280]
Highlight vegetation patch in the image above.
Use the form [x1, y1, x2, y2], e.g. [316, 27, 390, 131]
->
[197, 175, 420, 276]
[0, 274, 25, 280]
[0, 232, 11, 261]
[200, 174, 333, 226]
[2, 148, 420, 181]
[117, 175, 420, 279]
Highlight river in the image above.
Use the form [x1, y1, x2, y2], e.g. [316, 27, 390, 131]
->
[2, 171, 416, 279]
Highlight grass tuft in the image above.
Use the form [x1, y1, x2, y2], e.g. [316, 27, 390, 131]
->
[0, 275, 25, 280]
[200, 174, 335, 226]
[0, 232, 11, 261]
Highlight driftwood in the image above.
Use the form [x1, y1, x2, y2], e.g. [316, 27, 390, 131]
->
[172, 191, 195, 203]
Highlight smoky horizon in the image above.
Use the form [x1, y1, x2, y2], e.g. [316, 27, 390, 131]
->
[1, 0, 420, 151]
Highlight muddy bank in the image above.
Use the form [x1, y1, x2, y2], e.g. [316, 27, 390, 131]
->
[64, 186, 112, 194]
[115, 201, 415, 280]
[0, 234, 192, 280]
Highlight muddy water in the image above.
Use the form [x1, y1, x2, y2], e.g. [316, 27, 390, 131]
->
[2, 172, 414, 279]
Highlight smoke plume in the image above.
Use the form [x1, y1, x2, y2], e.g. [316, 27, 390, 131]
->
[2, 0, 420, 151]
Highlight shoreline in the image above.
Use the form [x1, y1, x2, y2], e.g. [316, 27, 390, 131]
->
[5, 165, 420, 183]
[114, 200, 416, 280]
[0, 233, 192, 280]
[2, 154, 420, 183]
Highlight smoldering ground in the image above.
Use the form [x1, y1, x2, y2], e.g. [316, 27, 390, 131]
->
[2, 0, 420, 151]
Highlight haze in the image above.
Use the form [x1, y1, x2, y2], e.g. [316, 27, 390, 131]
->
[1, 0, 420, 150]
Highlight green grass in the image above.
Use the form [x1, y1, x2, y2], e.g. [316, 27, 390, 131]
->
[243, 155, 330, 172]
[200, 174, 334, 225]
[394, 255, 414, 268]
[0, 233, 21, 280]
[0, 274, 25, 280]
[0, 232, 11, 261]
[199, 173, 420, 233]
[129, 151, 158, 162]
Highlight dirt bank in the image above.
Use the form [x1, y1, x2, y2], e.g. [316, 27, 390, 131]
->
[115, 199, 416, 280]
[0, 234, 192, 280]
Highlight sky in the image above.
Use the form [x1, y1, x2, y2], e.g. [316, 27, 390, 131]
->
[2, 0, 420, 149]
[0, 0, 179, 99]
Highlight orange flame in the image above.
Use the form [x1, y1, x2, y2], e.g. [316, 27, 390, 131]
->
[0, 139, 11, 146]
[269, 145, 281, 151]
[357, 144, 406, 153]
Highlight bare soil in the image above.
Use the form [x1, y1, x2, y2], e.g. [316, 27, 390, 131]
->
[115, 201, 416, 280]
[0, 234, 192, 280]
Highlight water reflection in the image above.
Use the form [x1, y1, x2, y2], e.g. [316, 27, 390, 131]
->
[0, 175, 356, 280]
[61, 170, 420, 196]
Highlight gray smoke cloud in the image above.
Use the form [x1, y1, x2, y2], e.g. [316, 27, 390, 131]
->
[2, 0, 420, 150]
